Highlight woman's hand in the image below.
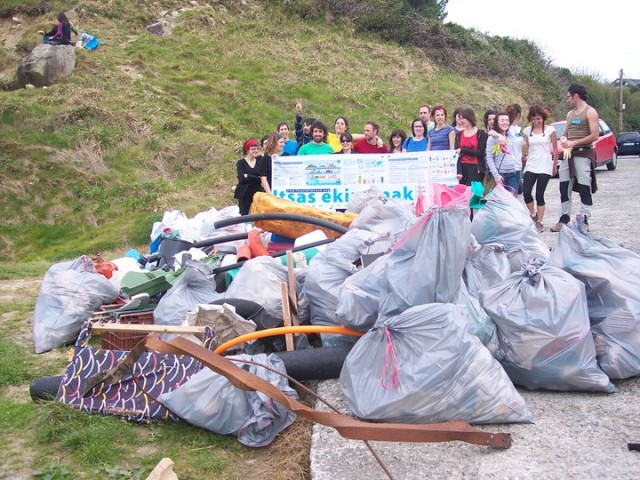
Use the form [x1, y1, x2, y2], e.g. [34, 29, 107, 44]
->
[495, 176, 503, 185]
[552, 163, 558, 176]
[497, 134, 507, 145]
[457, 174, 463, 180]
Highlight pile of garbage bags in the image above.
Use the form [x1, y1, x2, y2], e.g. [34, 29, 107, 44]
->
[30, 184, 640, 442]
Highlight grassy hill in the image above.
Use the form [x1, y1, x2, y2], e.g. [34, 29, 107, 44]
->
[0, 0, 578, 272]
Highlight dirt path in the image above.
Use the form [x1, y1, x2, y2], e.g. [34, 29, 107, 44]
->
[0, 277, 41, 303]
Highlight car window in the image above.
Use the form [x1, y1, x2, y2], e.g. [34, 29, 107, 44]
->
[552, 123, 565, 137]
[599, 120, 610, 136]
[618, 132, 640, 142]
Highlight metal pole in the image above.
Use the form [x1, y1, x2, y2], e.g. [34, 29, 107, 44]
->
[618, 69, 624, 132]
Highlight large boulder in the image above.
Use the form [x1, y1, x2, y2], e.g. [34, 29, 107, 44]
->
[16, 44, 76, 88]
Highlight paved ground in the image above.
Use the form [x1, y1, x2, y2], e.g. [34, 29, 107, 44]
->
[310, 156, 640, 480]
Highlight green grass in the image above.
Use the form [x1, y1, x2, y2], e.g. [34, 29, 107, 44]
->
[0, 400, 241, 478]
[0, 1, 635, 477]
[1, 0, 567, 262]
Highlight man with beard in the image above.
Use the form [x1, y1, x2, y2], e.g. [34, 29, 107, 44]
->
[353, 121, 388, 154]
[297, 120, 335, 156]
[550, 83, 600, 232]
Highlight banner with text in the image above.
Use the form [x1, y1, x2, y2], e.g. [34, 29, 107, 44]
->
[271, 150, 459, 210]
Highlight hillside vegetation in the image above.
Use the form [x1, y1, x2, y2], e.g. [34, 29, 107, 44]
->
[0, 0, 628, 270]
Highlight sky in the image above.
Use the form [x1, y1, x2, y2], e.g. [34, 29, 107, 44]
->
[445, 0, 639, 82]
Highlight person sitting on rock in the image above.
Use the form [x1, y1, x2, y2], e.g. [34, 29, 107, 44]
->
[38, 12, 77, 46]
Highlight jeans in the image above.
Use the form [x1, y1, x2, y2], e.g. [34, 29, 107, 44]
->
[501, 171, 521, 197]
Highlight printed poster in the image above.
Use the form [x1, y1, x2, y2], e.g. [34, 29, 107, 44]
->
[271, 150, 458, 210]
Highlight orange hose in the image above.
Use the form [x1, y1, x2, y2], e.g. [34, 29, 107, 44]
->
[214, 325, 364, 355]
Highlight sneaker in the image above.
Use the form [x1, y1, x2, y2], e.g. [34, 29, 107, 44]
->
[531, 213, 538, 223]
[535, 221, 544, 233]
[550, 214, 570, 232]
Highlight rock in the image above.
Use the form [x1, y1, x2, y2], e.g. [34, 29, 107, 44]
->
[25, 84, 35, 89]
[146, 20, 173, 36]
[159, 10, 168, 16]
[16, 45, 76, 88]
[189, 1, 199, 5]
[12, 17, 22, 23]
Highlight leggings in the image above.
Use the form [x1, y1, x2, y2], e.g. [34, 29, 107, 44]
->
[522, 171, 551, 205]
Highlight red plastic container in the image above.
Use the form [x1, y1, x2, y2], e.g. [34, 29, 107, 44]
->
[100, 311, 154, 350]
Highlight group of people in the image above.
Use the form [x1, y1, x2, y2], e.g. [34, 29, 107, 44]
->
[235, 84, 600, 232]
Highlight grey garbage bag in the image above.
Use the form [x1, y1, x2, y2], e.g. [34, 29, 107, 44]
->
[471, 185, 549, 261]
[33, 256, 119, 353]
[225, 256, 310, 326]
[339, 303, 533, 424]
[346, 186, 386, 213]
[549, 218, 640, 379]
[377, 205, 470, 321]
[303, 229, 389, 346]
[349, 197, 414, 245]
[159, 353, 297, 447]
[480, 259, 616, 392]
[154, 262, 221, 326]
[453, 279, 499, 355]
[336, 254, 388, 332]
[463, 241, 512, 298]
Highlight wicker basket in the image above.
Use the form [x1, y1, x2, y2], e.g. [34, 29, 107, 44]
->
[100, 311, 155, 351]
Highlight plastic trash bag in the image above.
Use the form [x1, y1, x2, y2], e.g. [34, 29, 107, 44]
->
[336, 254, 388, 332]
[346, 186, 387, 214]
[480, 259, 615, 392]
[200, 205, 247, 249]
[225, 256, 310, 326]
[33, 256, 118, 353]
[453, 279, 499, 355]
[340, 303, 533, 424]
[186, 303, 256, 345]
[471, 185, 549, 262]
[349, 197, 414, 245]
[549, 218, 640, 379]
[154, 262, 222, 326]
[377, 205, 470, 321]
[159, 353, 297, 447]
[304, 229, 389, 346]
[463, 241, 512, 298]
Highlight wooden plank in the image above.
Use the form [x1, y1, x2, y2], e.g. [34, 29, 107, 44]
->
[286, 250, 300, 328]
[280, 282, 294, 351]
[91, 323, 207, 334]
[145, 457, 178, 480]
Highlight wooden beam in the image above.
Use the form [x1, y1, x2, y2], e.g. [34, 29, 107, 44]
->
[91, 323, 207, 334]
[280, 282, 295, 351]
